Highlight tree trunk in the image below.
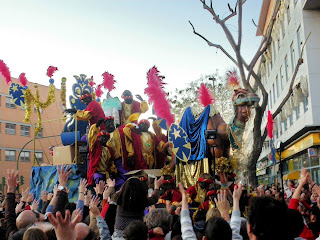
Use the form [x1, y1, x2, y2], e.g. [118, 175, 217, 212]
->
[247, 105, 264, 187]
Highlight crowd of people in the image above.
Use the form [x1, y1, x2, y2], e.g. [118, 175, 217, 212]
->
[0, 164, 320, 240]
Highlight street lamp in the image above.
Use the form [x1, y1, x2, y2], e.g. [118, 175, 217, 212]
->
[276, 141, 284, 191]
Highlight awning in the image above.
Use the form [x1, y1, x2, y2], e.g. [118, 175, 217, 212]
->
[283, 170, 299, 181]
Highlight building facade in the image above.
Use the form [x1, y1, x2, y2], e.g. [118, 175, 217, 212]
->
[0, 76, 63, 192]
[254, 0, 320, 185]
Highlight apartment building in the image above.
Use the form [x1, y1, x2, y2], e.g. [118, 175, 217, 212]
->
[253, 0, 320, 185]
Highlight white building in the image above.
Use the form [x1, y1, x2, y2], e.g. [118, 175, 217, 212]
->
[254, 0, 320, 185]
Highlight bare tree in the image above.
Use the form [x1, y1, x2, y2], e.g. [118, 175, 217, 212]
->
[189, 0, 305, 186]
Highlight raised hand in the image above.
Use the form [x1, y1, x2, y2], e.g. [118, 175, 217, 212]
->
[57, 164, 72, 187]
[41, 190, 47, 202]
[47, 210, 81, 240]
[214, 190, 230, 221]
[31, 199, 40, 211]
[135, 94, 144, 102]
[178, 182, 188, 210]
[6, 169, 18, 193]
[89, 205, 101, 218]
[79, 179, 88, 193]
[106, 178, 115, 188]
[71, 208, 82, 222]
[154, 176, 164, 190]
[90, 195, 101, 207]
[94, 180, 105, 195]
[27, 193, 34, 203]
[21, 187, 30, 202]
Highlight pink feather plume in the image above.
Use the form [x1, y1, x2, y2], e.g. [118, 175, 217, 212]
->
[95, 84, 103, 98]
[226, 69, 240, 89]
[19, 73, 28, 86]
[145, 66, 174, 127]
[102, 72, 116, 92]
[89, 77, 96, 88]
[47, 66, 58, 78]
[267, 110, 274, 139]
[197, 84, 215, 107]
[0, 60, 12, 85]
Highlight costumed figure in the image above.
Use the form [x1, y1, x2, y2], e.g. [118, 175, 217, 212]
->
[158, 176, 182, 205]
[120, 90, 149, 125]
[186, 173, 214, 208]
[65, 90, 106, 131]
[87, 116, 117, 185]
[102, 92, 122, 127]
[122, 119, 169, 171]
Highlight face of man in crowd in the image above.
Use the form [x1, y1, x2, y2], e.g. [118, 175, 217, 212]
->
[105, 119, 115, 133]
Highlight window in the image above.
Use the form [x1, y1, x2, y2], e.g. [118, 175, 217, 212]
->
[287, 5, 291, 24]
[289, 114, 293, 126]
[284, 56, 289, 82]
[5, 97, 16, 109]
[295, 105, 300, 119]
[297, 26, 302, 56]
[272, 41, 277, 60]
[303, 94, 309, 112]
[290, 42, 296, 73]
[20, 125, 30, 137]
[34, 106, 43, 114]
[280, 67, 284, 89]
[20, 151, 30, 162]
[5, 150, 16, 161]
[35, 152, 43, 162]
[276, 75, 280, 97]
[37, 128, 43, 138]
[273, 84, 276, 104]
[284, 119, 288, 131]
[5, 123, 16, 135]
[281, 20, 285, 38]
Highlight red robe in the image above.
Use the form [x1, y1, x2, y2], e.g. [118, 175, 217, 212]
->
[85, 100, 106, 130]
[87, 140, 114, 185]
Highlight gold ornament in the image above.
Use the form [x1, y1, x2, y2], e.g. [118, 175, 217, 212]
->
[215, 157, 233, 174]
[23, 83, 56, 135]
[60, 77, 67, 109]
[161, 165, 174, 176]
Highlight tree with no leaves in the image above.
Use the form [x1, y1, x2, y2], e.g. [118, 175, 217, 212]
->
[189, 0, 306, 186]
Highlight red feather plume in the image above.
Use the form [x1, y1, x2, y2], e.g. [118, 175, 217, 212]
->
[19, 73, 28, 86]
[0, 60, 12, 85]
[226, 69, 240, 89]
[102, 72, 116, 92]
[47, 66, 58, 78]
[95, 84, 103, 98]
[197, 84, 215, 107]
[267, 110, 274, 139]
[145, 66, 174, 127]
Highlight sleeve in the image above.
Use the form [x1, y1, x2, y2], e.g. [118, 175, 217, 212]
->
[107, 130, 122, 159]
[76, 200, 84, 213]
[180, 209, 197, 240]
[288, 198, 299, 210]
[123, 124, 135, 157]
[147, 189, 161, 206]
[230, 210, 243, 240]
[5, 193, 18, 239]
[74, 110, 92, 121]
[96, 216, 111, 240]
[140, 100, 149, 113]
[88, 124, 100, 150]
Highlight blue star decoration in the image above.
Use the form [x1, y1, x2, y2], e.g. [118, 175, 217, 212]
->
[168, 124, 191, 163]
[9, 83, 25, 107]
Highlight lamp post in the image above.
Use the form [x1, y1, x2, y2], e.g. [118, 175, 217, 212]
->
[276, 141, 284, 192]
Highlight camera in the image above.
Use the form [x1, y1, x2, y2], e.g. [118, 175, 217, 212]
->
[205, 130, 217, 140]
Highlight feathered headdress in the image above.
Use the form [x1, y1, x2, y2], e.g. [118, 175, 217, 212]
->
[47, 66, 58, 78]
[0, 60, 12, 85]
[102, 72, 116, 92]
[226, 69, 240, 89]
[197, 84, 215, 107]
[144, 66, 174, 127]
[19, 73, 28, 87]
[267, 110, 274, 139]
[95, 84, 103, 98]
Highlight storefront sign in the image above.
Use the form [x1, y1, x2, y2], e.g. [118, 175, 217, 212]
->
[308, 148, 318, 158]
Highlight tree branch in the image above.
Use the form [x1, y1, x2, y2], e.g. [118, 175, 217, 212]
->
[189, 21, 239, 66]
[238, 0, 242, 48]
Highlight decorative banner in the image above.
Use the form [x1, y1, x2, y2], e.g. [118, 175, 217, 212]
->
[168, 123, 191, 162]
[9, 83, 25, 107]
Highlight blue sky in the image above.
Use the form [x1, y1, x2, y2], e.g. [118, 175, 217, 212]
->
[0, 0, 262, 99]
